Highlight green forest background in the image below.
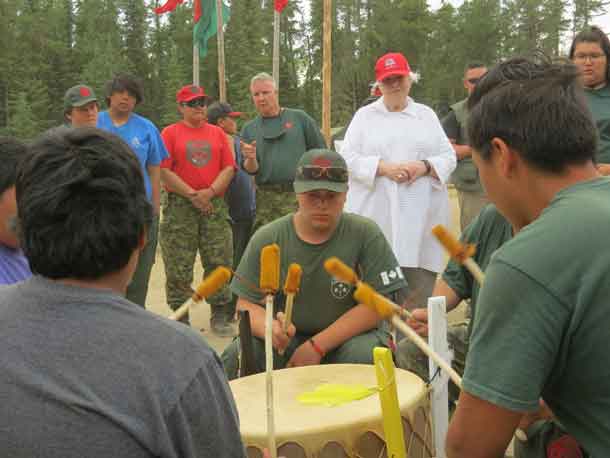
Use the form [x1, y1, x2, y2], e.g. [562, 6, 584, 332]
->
[1, 0, 608, 140]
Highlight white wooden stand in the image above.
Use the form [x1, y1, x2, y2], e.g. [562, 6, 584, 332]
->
[427, 296, 451, 458]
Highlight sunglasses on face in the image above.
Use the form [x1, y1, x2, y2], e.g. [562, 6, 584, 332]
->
[297, 165, 348, 182]
[181, 98, 206, 108]
[466, 77, 481, 85]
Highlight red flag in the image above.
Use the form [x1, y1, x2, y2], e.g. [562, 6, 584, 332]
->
[194, 0, 201, 22]
[154, 0, 184, 15]
[274, 0, 288, 13]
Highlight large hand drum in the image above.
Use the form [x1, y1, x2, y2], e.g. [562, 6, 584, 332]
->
[230, 364, 434, 458]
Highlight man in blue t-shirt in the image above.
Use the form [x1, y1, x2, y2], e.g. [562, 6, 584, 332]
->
[0, 137, 31, 285]
[97, 73, 168, 307]
[207, 101, 256, 322]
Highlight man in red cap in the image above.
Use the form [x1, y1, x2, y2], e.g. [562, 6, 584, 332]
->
[159, 85, 237, 336]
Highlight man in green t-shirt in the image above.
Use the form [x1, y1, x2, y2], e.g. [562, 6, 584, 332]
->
[241, 73, 327, 231]
[221, 148, 407, 380]
[442, 62, 489, 231]
[396, 204, 513, 399]
[444, 57, 610, 457]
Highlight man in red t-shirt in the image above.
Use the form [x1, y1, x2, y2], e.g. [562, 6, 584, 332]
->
[160, 85, 236, 336]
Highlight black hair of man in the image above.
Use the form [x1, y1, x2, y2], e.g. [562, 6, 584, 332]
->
[104, 73, 144, 107]
[17, 128, 152, 280]
[466, 54, 597, 173]
[0, 137, 27, 195]
[569, 26, 610, 82]
[465, 61, 487, 72]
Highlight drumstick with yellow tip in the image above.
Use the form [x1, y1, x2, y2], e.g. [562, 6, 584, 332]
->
[168, 267, 232, 321]
[355, 282, 462, 388]
[432, 224, 485, 285]
[325, 258, 462, 387]
[324, 257, 412, 320]
[260, 244, 280, 458]
[282, 263, 302, 334]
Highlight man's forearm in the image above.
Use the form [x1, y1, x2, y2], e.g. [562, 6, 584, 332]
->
[452, 143, 472, 160]
[160, 168, 195, 198]
[243, 157, 259, 174]
[432, 278, 462, 312]
[147, 165, 161, 214]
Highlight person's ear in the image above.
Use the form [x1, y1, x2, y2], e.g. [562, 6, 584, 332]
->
[490, 137, 519, 179]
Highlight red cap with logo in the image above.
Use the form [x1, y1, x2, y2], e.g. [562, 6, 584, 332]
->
[375, 52, 411, 82]
[176, 85, 207, 103]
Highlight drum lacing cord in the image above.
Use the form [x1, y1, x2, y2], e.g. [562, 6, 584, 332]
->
[427, 366, 442, 388]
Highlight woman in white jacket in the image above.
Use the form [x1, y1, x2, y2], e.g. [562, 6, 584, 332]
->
[340, 52, 456, 308]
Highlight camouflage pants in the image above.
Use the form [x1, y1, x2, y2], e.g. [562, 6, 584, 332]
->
[160, 192, 233, 313]
[395, 322, 468, 403]
[254, 187, 297, 231]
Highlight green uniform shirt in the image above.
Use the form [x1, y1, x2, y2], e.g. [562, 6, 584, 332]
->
[584, 85, 610, 164]
[240, 108, 326, 186]
[231, 213, 407, 335]
[464, 178, 610, 456]
[442, 98, 484, 192]
[442, 204, 513, 335]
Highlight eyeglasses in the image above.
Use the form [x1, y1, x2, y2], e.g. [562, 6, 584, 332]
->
[181, 98, 206, 108]
[573, 53, 606, 62]
[466, 77, 481, 85]
[297, 166, 348, 182]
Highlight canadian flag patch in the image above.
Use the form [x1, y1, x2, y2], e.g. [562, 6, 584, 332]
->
[380, 266, 404, 285]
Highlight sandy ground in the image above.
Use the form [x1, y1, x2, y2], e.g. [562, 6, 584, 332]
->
[144, 187, 465, 356]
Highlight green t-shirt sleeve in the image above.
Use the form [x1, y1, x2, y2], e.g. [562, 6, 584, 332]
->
[229, 228, 267, 304]
[357, 222, 408, 296]
[300, 111, 327, 150]
[463, 260, 569, 412]
[442, 219, 479, 300]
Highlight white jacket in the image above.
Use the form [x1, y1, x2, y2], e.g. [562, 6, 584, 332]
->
[340, 97, 456, 272]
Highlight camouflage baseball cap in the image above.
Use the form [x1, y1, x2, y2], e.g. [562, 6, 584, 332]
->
[64, 85, 97, 110]
[294, 148, 349, 193]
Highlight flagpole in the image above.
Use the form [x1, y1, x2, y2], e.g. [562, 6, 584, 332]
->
[273, 11, 280, 90]
[216, 0, 227, 102]
[322, 0, 332, 147]
[193, 43, 200, 86]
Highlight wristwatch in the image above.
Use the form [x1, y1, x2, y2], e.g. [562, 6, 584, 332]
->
[421, 159, 432, 175]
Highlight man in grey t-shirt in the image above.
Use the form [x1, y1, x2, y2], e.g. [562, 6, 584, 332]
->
[0, 128, 245, 458]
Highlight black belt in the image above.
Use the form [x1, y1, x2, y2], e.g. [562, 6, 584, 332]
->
[258, 183, 294, 193]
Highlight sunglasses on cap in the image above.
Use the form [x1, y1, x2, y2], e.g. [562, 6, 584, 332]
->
[181, 98, 206, 108]
[297, 166, 348, 182]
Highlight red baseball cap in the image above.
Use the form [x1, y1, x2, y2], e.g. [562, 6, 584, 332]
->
[176, 85, 207, 103]
[375, 53, 411, 82]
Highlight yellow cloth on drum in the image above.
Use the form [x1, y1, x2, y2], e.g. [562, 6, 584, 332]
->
[297, 383, 378, 407]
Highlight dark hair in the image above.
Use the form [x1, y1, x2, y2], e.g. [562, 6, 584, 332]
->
[467, 54, 597, 173]
[16, 128, 152, 279]
[105, 73, 144, 107]
[569, 26, 610, 82]
[465, 61, 487, 72]
[0, 137, 27, 194]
